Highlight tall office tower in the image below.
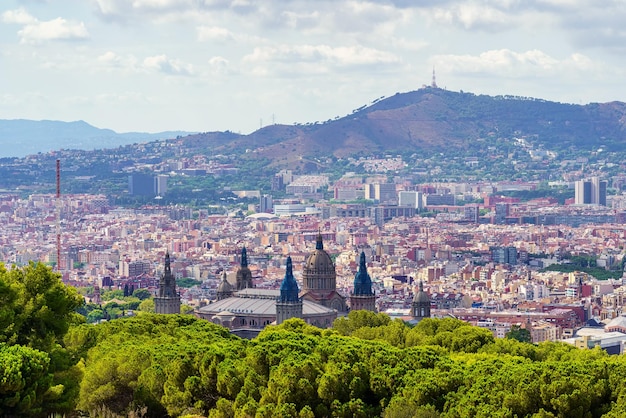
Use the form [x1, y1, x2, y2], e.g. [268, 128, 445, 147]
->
[128, 173, 155, 196]
[365, 183, 397, 204]
[464, 205, 479, 223]
[593, 177, 607, 206]
[491, 246, 518, 265]
[494, 202, 509, 224]
[271, 175, 284, 191]
[575, 177, 607, 206]
[155, 175, 168, 196]
[260, 194, 273, 213]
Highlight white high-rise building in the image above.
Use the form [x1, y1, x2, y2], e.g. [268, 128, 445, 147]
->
[398, 191, 424, 210]
[155, 175, 168, 196]
[575, 177, 607, 206]
[365, 183, 397, 204]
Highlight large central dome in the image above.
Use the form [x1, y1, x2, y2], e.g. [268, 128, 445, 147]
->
[300, 232, 347, 313]
[305, 234, 335, 274]
[302, 232, 336, 292]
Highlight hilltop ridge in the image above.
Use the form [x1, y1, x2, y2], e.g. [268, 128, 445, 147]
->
[178, 88, 626, 167]
[4, 87, 626, 169]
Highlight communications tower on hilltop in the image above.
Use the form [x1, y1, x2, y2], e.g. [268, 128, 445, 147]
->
[431, 67, 438, 88]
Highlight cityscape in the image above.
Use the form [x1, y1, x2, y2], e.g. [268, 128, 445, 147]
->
[7, 0, 626, 415]
[5, 92, 626, 415]
[4, 159, 626, 352]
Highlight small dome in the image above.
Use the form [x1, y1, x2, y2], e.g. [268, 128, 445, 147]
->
[217, 271, 233, 293]
[413, 281, 430, 304]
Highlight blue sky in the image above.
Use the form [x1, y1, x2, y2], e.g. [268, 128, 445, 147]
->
[2, 0, 625, 134]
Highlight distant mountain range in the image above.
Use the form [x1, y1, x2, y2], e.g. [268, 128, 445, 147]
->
[0, 119, 194, 158]
[4, 88, 626, 163]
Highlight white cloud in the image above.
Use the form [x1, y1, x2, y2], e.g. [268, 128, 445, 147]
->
[279, 10, 321, 30]
[433, 49, 597, 78]
[142, 54, 194, 76]
[429, 3, 515, 31]
[93, 91, 151, 105]
[2, 8, 37, 25]
[390, 37, 428, 51]
[244, 44, 400, 67]
[97, 51, 122, 65]
[94, 0, 242, 21]
[197, 26, 235, 42]
[2, 8, 89, 44]
[208, 56, 231, 75]
[97, 51, 140, 71]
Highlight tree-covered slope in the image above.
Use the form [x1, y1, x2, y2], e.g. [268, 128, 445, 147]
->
[67, 312, 626, 418]
[199, 88, 626, 162]
[5, 266, 626, 418]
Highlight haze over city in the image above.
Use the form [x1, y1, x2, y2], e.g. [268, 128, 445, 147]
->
[2, 0, 626, 134]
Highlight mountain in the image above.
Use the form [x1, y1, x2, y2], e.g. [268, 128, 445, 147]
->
[179, 87, 626, 167]
[0, 119, 194, 158]
[5, 88, 626, 164]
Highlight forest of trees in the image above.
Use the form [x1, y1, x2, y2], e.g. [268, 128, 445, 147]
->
[5, 262, 626, 417]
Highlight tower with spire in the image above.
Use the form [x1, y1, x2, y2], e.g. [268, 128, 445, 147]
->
[154, 251, 181, 314]
[350, 252, 376, 312]
[236, 246, 254, 290]
[276, 256, 303, 324]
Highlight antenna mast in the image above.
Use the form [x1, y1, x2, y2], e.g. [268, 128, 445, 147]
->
[56, 159, 61, 272]
[431, 67, 438, 88]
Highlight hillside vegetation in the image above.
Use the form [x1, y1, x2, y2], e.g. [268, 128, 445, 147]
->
[4, 263, 626, 417]
[190, 88, 626, 162]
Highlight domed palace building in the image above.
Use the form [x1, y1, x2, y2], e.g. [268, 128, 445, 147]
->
[300, 232, 348, 313]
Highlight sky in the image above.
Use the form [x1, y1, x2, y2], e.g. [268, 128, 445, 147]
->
[2, 0, 626, 135]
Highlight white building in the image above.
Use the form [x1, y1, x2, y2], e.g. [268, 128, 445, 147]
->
[398, 191, 424, 210]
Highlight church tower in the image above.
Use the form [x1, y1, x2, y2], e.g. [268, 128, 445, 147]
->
[154, 251, 181, 314]
[412, 280, 430, 321]
[236, 247, 253, 290]
[300, 232, 347, 312]
[350, 252, 376, 312]
[276, 256, 303, 324]
[216, 270, 234, 300]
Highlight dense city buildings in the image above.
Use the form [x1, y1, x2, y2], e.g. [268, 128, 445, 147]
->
[4, 181, 626, 350]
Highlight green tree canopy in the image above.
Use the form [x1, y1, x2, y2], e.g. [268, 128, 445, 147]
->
[0, 343, 53, 417]
[0, 262, 84, 352]
[506, 325, 532, 343]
